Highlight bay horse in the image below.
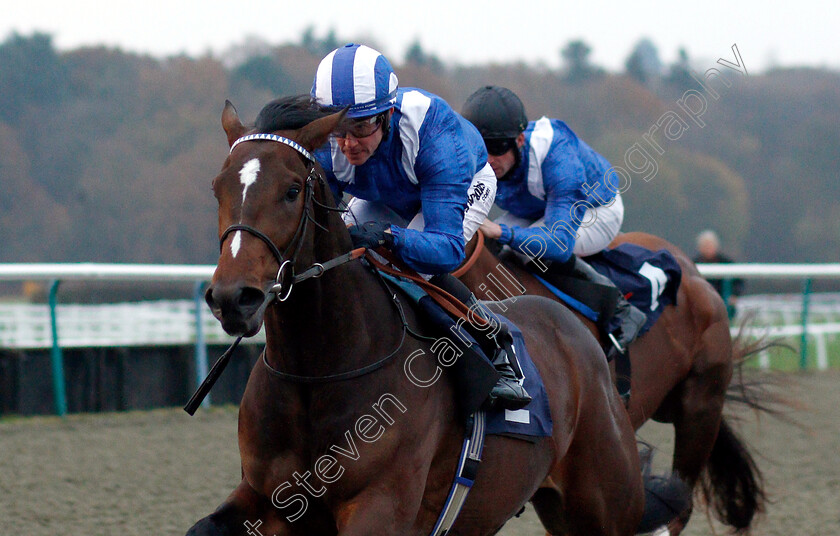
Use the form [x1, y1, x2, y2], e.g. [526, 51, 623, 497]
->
[188, 96, 658, 535]
[456, 229, 766, 534]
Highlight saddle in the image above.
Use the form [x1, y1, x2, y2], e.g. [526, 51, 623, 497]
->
[365, 249, 551, 438]
[512, 243, 682, 340]
[365, 250, 500, 420]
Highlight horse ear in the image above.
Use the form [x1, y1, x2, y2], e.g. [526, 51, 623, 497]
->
[296, 109, 347, 152]
[222, 100, 247, 147]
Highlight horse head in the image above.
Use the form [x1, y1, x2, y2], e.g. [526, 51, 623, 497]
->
[205, 97, 345, 336]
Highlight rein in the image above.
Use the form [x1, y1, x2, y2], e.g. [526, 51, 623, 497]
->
[451, 229, 485, 278]
[186, 133, 402, 413]
[260, 264, 411, 383]
[364, 248, 492, 331]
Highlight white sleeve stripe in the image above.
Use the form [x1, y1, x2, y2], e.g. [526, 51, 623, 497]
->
[527, 116, 554, 200]
[398, 91, 432, 185]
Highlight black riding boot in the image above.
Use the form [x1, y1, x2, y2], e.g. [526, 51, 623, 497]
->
[465, 294, 532, 410]
[570, 256, 647, 362]
[431, 274, 532, 411]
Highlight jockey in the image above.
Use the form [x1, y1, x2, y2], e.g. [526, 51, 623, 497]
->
[461, 86, 646, 363]
[311, 44, 530, 410]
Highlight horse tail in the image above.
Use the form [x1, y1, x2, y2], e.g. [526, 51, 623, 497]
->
[701, 319, 801, 530]
[700, 417, 765, 530]
[726, 319, 801, 423]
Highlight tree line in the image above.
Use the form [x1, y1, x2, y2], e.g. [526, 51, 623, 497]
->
[1, 31, 838, 267]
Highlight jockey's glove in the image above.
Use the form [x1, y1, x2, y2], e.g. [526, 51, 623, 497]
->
[348, 222, 395, 250]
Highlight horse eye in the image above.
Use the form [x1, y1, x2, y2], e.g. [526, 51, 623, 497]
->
[285, 186, 301, 201]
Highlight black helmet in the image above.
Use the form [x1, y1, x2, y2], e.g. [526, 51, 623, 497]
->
[462, 86, 528, 139]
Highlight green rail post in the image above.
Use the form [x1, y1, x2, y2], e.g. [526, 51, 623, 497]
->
[193, 281, 210, 409]
[48, 280, 68, 417]
[799, 278, 812, 370]
[721, 278, 734, 320]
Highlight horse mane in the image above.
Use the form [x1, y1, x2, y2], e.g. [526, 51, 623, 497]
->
[254, 94, 335, 133]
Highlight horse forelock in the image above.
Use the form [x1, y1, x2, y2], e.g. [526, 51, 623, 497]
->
[254, 94, 335, 134]
[217, 96, 343, 265]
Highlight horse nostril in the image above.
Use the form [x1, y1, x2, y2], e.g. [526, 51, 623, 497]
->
[238, 287, 266, 311]
[204, 286, 218, 311]
[204, 284, 265, 321]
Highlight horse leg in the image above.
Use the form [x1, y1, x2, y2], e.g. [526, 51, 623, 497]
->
[530, 479, 570, 535]
[667, 319, 732, 535]
[671, 343, 767, 533]
[543, 394, 644, 536]
[563, 426, 644, 534]
[186, 478, 305, 536]
[331, 487, 430, 536]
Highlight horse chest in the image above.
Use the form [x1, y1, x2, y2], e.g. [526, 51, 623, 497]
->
[242, 387, 416, 505]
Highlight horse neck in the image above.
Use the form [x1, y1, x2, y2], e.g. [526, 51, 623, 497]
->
[262, 204, 402, 379]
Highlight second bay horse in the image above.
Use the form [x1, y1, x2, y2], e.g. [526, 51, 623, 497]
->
[456, 229, 766, 534]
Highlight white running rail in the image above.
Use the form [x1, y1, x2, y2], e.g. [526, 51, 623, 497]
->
[1, 263, 838, 367]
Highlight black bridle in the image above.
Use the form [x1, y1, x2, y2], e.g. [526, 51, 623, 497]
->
[219, 164, 319, 302]
[218, 133, 353, 301]
[185, 133, 402, 414]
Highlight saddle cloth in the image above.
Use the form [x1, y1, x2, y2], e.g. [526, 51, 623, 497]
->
[380, 273, 553, 440]
[485, 316, 553, 440]
[586, 243, 682, 335]
[530, 243, 682, 337]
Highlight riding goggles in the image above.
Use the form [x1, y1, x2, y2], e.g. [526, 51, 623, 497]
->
[485, 138, 517, 156]
[334, 113, 386, 139]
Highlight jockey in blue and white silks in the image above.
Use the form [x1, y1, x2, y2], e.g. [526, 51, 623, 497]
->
[311, 45, 530, 410]
[461, 86, 622, 266]
[490, 117, 622, 265]
[461, 86, 646, 375]
[311, 44, 496, 275]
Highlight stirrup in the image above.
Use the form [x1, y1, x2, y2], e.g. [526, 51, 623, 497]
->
[605, 335, 632, 405]
[486, 378, 532, 411]
[488, 345, 531, 410]
[608, 301, 646, 357]
[607, 332, 625, 356]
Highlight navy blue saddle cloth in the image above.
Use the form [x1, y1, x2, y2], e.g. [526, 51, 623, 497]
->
[486, 316, 553, 440]
[380, 273, 553, 440]
[533, 243, 682, 336]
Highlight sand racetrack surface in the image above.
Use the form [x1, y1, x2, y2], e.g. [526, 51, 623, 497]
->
[1, 371, 838, 535]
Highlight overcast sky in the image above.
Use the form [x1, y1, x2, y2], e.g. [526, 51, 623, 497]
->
[3, 1, 838, 72]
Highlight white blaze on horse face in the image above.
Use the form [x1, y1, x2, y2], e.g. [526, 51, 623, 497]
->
[231, 158, 261, 258]
[231, 231, 242, 258]
[239, 158, 261, 205]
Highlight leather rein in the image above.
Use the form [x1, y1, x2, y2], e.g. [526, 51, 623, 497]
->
[450, 228, 484, 278]
[218, 134, 410, 383]
[220, 133, 366, 301]
[186, 132, 484, 413]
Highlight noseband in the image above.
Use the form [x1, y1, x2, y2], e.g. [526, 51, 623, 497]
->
[187, 133, 372, 413]
[220, 134, 355, 301]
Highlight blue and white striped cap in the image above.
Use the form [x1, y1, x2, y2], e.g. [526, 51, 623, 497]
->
[311, 43, 399, 118]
